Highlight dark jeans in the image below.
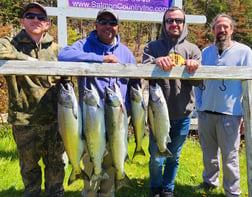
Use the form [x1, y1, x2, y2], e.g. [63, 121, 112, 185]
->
[149, 117, 191, 192]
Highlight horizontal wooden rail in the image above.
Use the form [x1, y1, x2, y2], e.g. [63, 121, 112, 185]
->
[0, 60, 251, 80]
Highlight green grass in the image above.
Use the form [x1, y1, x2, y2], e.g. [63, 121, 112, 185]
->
[0, 125, 248, 197]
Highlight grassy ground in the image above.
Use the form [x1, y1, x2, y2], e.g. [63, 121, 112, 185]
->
[0, 124, 248, 197]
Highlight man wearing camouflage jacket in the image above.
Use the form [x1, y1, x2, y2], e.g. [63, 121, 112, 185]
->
[0, 2, 65, 197]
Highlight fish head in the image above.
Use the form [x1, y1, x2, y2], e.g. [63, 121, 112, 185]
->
[105, 86, 121, 107]
[130, 84, 142, 102]
[58, 82, 76, 108]
[149, 83, 162, 102]
[83, 84, 99, 106]
[113, 82, 124, 102]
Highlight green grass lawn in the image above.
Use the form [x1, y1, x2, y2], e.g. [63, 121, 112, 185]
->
[0, 124, 248, 197]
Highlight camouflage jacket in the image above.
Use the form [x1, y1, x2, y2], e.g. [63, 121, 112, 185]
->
[0, 29, 62, 125]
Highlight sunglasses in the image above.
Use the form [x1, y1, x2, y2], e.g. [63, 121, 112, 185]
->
[165, 18, 184, 24]
[24, 13, 47, 21]
[96, 18, 118, 26]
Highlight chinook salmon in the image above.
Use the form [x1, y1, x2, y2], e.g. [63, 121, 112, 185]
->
[57, 82, 89, 185]
[130, 84, 146, 159]
[105, 83, 133, 190]
[149, 83, 172, 158]
[82, 84, 109, 182]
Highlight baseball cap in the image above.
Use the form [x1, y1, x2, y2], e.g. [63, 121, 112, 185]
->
[96, 8, 119, 22]
[22, 2, 47, 17]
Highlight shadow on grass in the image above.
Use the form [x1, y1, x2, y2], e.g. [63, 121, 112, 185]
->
[116, 178, 150, 197]
[64, 191, 83, 196]
[0, 182, 226, 197]
[175, 183, 226, 197]
[0, 188, 83, 197]
[115, 178, 226, 197]
[0, 187, 23, 197]
[0, 149, 19, 160]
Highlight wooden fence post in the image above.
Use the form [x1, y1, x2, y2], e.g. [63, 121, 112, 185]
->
[242, 80, 252, 196]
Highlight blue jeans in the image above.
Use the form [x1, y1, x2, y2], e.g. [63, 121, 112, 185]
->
[149, 117, 191, 192]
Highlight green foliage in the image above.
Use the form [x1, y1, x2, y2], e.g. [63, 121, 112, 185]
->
[67, 27, 83, 45]
[183, 0, 252, 47]
[0, 125, 12, 138]
[0, 0, 57, 27]
[228, 0, 252, 46]
[206, 0, 229, 25]
[0, 1, 22, 26]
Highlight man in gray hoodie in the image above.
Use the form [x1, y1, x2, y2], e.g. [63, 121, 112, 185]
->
[142, 6, 201, 197]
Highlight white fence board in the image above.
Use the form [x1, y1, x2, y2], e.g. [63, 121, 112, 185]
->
[0, 60, 251, 80]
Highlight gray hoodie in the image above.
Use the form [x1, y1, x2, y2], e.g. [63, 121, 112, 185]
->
[142, 11, 202, 120]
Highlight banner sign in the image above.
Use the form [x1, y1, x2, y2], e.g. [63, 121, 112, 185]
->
[68, 0, 172, 12]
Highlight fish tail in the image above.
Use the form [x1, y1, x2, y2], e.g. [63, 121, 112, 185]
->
[67, 170, 77, 186]
[90, 169, 110, 182]
[101, 169, 110, 180]
[115, 174, 133, 191]
[167, 135, 172, 143]
[67, 169, 90, 186]
[81, 169, 91, 181]
[155, 148, 173, 158]
[132, 147, 146, 160]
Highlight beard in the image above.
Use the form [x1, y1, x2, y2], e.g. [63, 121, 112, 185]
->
[215, 32, 229, 51]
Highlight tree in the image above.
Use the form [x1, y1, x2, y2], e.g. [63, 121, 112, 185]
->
[228, 0, 252, 46]
[184, 0, 252, 48]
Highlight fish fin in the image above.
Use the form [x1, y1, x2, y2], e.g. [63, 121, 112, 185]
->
[79, 160, 85, 171]
[128, 115, 132, 125]
[119, 103, 124, 112]
[167, 135, 172, 143]
[90, 169, 110, 182]
[125, 154, 130, 162]
[115, 174, 133, 191]
[72, 99, 78, 119]
[80, 148, 88, 171]
[141, 99, 146, 111]
[67, 169, 89, 186]
[130, 85, 137, 92]
[67, 169, 76, 186]
[103, 149, 109, 158]
[155, 148, 173, 158]
[132, 147, 146, 160]
[96, 99, 104, 110]
[90, 168, 96, 182]
[72, 106, 78, 119]
[82, 170, 90, 180]
[101, 169, 110, 180]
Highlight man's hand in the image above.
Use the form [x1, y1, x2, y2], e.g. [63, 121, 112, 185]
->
[184, 59, 200, 73]
[103, 54, 119, 63]
[156, 56, 176, 71]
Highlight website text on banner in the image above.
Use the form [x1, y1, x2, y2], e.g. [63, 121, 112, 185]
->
[68, 0, 172, 12]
